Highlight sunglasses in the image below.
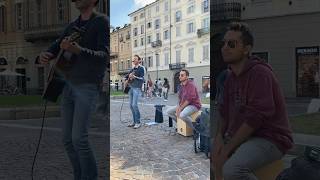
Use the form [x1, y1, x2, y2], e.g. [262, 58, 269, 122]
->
[221, 39, 238, 49]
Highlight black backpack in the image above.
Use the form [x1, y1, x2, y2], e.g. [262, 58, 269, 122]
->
[276, 146, 320, 180]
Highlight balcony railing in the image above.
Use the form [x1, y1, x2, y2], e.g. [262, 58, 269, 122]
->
[197, 27, 210, 38]
[169, 62, 186, 70]
[212, 2, 241, 22]
[24, 24, 67, 42]
[151, 40, 162, 48]
[110, 52, 118, 59]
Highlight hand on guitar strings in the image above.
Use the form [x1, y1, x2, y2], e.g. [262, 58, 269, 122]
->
[39, 52, 54, 65]
[60, 37, 82, 55]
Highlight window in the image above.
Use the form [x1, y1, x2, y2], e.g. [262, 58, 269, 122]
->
[187, 22, 194, 33]
[187, 5, 194, 14]
[141, 38, 144, 46]
[156, 33, 160, 41]
[164, 52, 169, 65]
[121, 61, 124, 70]
[164, 1, 169, 11]
[127, 60, 130, 68]
[164, 15, 169, 23]
[188, 48, 194, 63]
[147, 22, 152, 28]
[36, 1, 42, 26]
[202, 0, 209, 13]
[202, 17, 209, 29]
[0, 5, 6, 32]
[141, 25, 144, 34]
[140, 13, 144, 18]
[134, 40, 138, 47]
[176, 0, 180, 3]
[203, 45, 209, 61]
[155, 19, 160, 29]
[148, 9, 151, 18]
[134, 16, 137, 21]
[110, 63, 113, 72]
[147, 35, 152, 44]
[175, 11, 182, 22]
[15, 3, 23, 30]
[156, 54, 160, 66]
[164, 30, 169, 40]
[156, 5, 159, 12]
[57, 0, 66, 23]
[133, 27, 138, 36]
[176, 26, 181, 37]
[148, 56, 153, 67]
[176, 50, 181, 63]
[120, 44, 123, 52]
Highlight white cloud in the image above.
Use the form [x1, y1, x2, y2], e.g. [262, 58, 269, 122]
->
[134, 0, 156, 8]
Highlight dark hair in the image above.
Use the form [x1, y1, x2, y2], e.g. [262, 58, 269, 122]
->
[134, 54, 141, 60]
[227, 22, 254, 46]
[180, 69, 189, 77]
[94, 0, 99, 6]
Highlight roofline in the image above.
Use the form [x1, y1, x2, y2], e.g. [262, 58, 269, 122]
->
[128, 0, 158, 17]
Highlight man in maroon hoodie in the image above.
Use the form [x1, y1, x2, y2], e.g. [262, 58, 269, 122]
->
[213, 22, 293, 180]
[166, 69, 201, 129]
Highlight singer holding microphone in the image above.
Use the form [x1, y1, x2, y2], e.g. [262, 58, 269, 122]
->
[39, 0, 108, 179]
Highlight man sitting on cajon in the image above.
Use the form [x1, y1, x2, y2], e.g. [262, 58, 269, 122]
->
[213, 22, 294, 180]
[166, 69, 201, 129]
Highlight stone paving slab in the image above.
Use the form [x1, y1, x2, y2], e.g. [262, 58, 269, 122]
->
[110, 101, 210, 179]
[0, 120, 108, 180]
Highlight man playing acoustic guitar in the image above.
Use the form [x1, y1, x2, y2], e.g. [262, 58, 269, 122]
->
[39, 0, 108, 179]
[124, 55, 144, 129]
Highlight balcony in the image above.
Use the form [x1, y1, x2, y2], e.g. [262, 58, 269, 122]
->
[169, 62, 186, 70]
[24, 24, 66, 42]
[211, 2, 242, 22]
[197, 27, 210, 38]
[151, 40, 162, 48]
[118, 68, 131, 76]
[110, 52, 118, 59]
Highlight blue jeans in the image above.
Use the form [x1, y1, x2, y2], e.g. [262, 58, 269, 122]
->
[61, 83, 98, 180]
[166, 105, 199, 129]
[129, 87, 141, 124]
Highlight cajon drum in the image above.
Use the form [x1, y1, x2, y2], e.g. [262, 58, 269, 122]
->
[254, 159, 283, 180]
[177, 111, 201, 137]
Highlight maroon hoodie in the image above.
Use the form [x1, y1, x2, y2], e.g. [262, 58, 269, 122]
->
[220, 56, 293, 154]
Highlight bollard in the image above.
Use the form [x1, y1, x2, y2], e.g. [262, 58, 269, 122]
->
[154, 105, 165, 123]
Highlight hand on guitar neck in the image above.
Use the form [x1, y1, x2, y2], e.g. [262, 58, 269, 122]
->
[60, 37, 81, 55]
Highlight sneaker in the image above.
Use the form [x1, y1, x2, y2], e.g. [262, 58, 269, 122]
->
[133, 123, 141, 129]
[127, 123, 135, 127]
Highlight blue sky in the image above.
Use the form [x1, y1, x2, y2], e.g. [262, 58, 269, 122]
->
[110, 0, 156, 28]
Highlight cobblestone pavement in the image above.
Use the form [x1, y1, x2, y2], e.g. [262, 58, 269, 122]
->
[0, 117, 108, 180]
[110, 99, 210, 180]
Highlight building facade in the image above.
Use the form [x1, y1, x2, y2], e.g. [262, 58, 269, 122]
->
[129, 0, 210, 93]
[110, 24, 132, 89]
[0, 0, 107, 94]
[212, 0, 320, 98]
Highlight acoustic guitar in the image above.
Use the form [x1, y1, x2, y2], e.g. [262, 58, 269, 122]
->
[123, 71, 135, 94]
[42, 26, 85, 102]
